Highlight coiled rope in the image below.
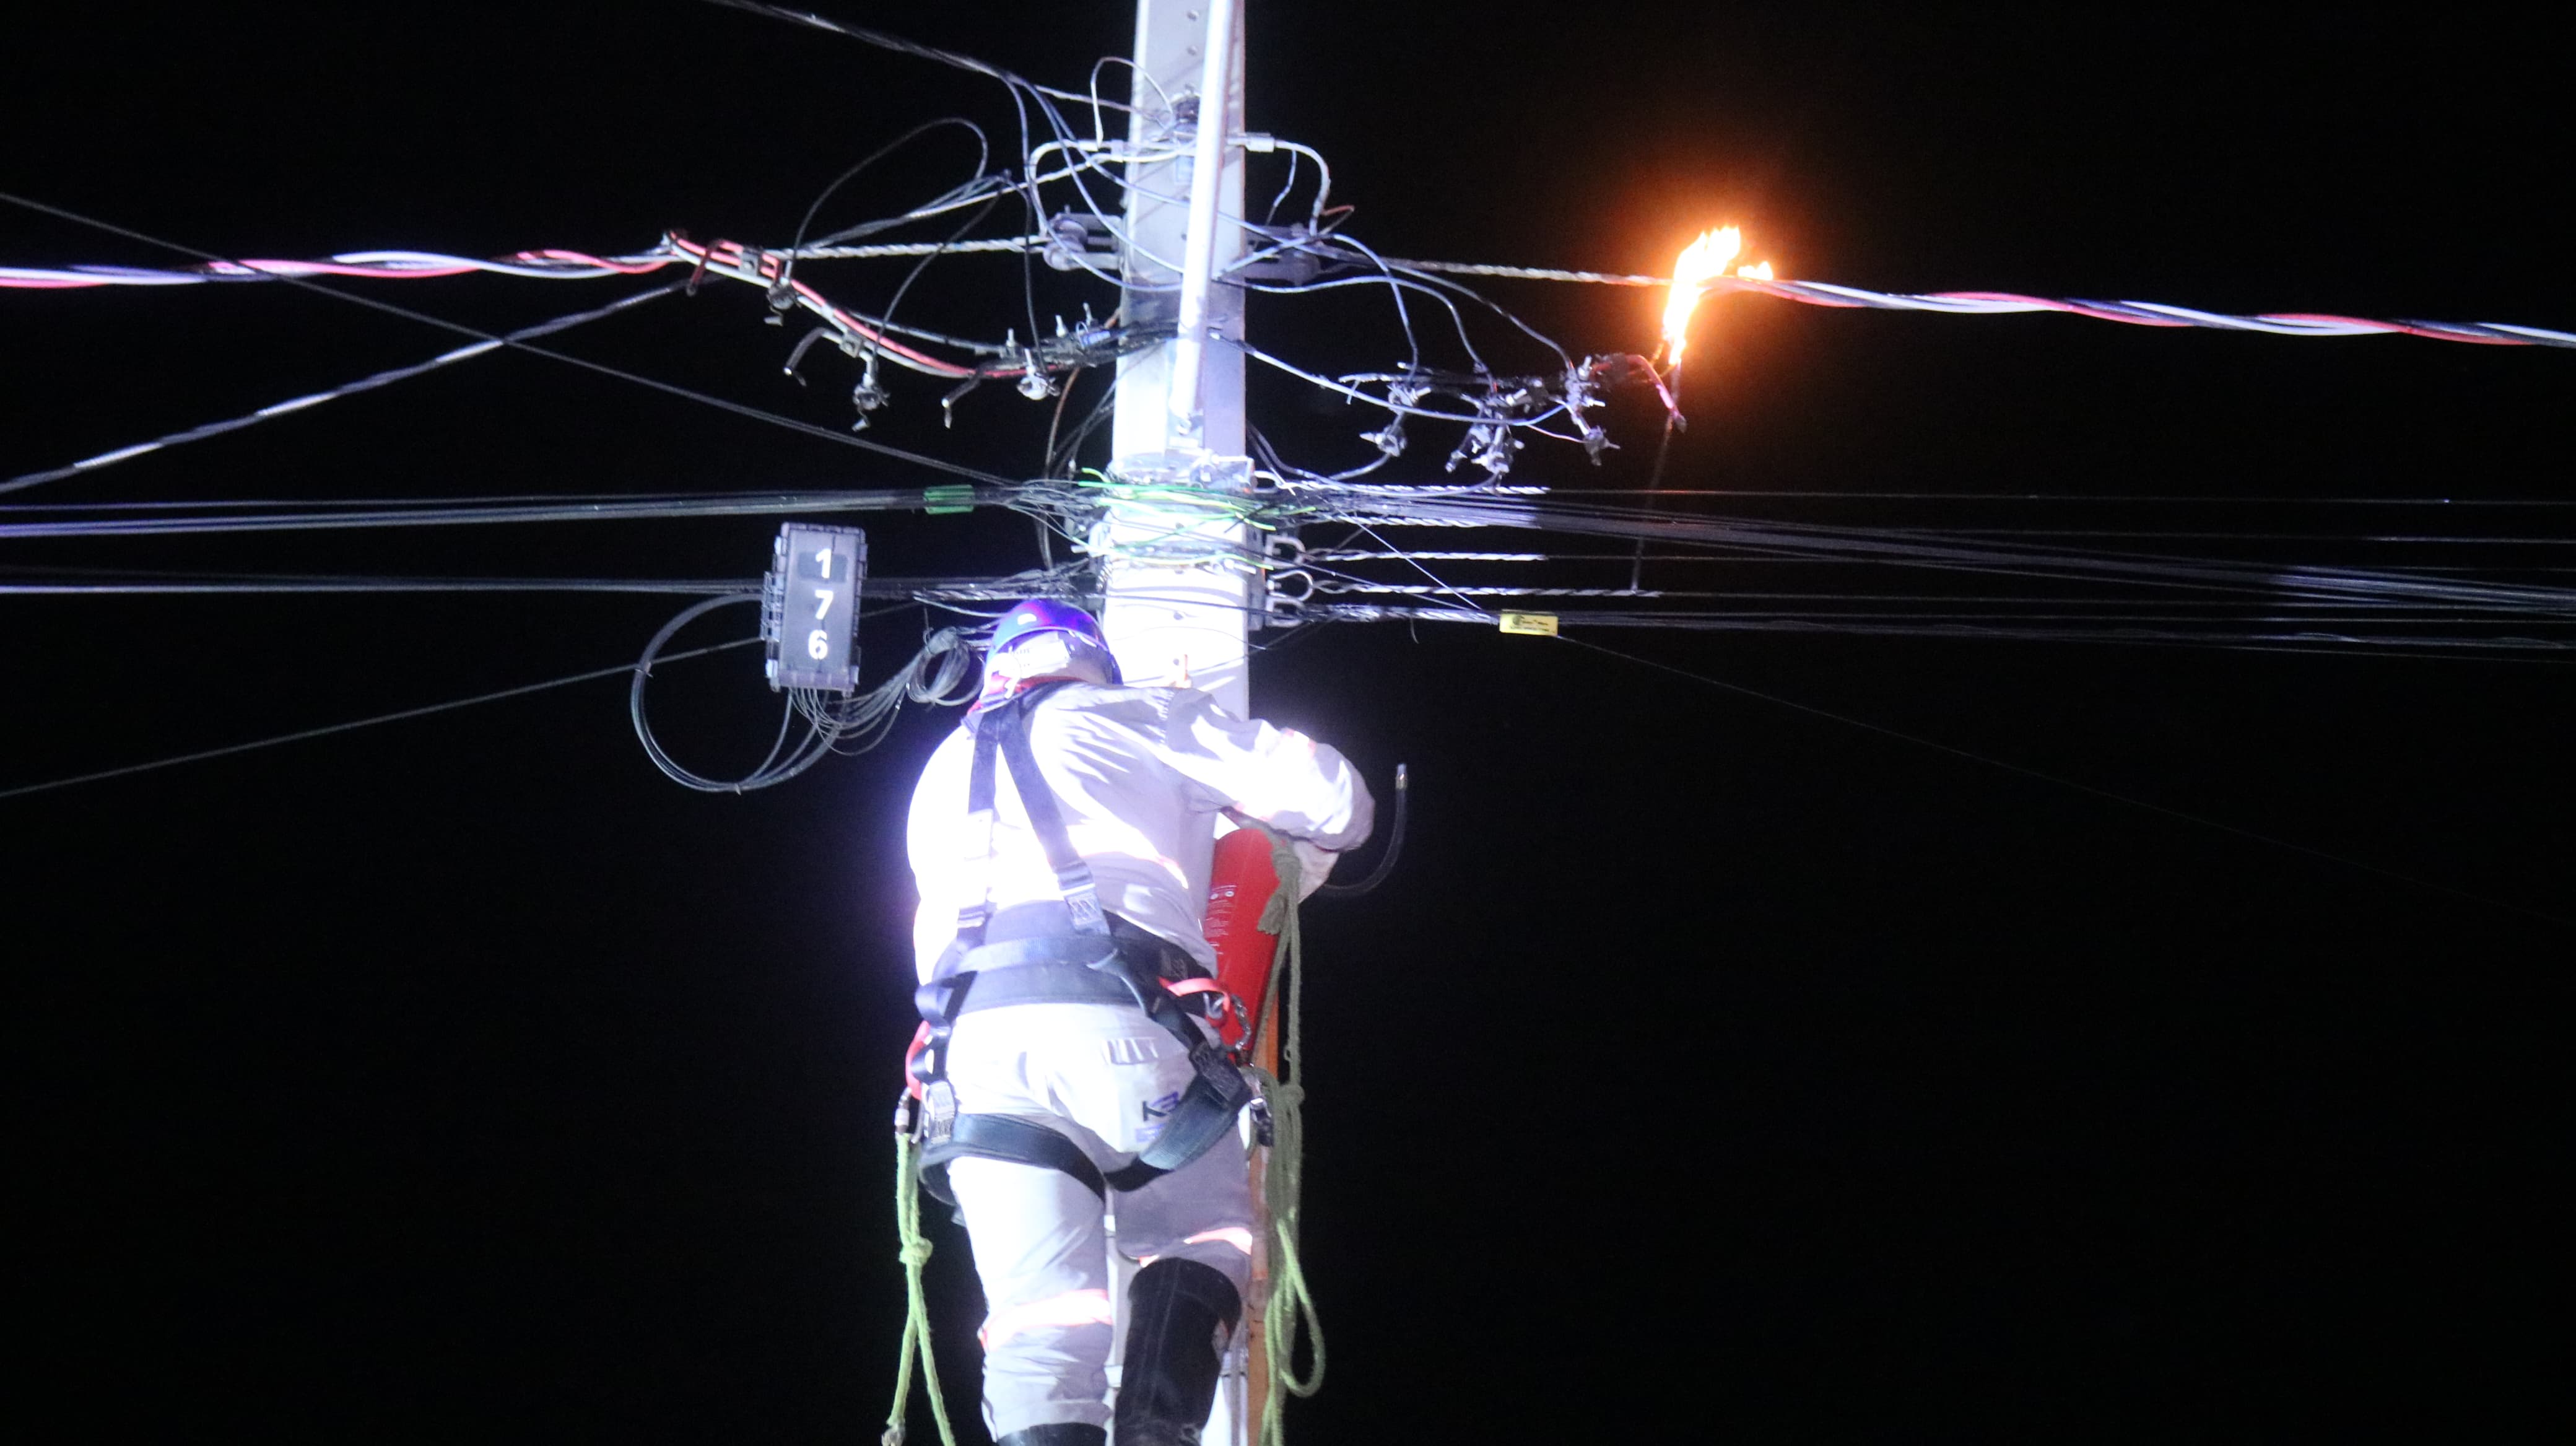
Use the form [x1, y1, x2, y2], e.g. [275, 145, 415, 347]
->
[882, 1129, 959, 1446]
[1248, 830, 1325, 1446]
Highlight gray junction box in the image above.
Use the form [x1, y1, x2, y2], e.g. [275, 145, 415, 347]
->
[762, 523, 867, 693]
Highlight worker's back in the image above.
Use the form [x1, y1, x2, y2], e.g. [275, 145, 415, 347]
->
[905, 682, 1372, 980]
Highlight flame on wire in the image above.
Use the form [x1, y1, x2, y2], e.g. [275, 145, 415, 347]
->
[1660, 227, 1772, 367]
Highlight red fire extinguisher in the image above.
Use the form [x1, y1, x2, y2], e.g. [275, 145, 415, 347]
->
[1198, 825, 1285, 1054]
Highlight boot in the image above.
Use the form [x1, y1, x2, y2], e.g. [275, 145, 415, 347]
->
[1113, 1258, 1242, 1446]
[994, 1426, 1105, 1446]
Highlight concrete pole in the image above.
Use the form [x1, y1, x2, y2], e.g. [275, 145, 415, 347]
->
[1099, 9, 1260, 1445]
[1099, 0, 1252, 718]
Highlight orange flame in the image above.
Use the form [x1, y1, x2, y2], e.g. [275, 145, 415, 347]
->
[1660, 227, 1739, 367]
[1661, 228, 1774, 367]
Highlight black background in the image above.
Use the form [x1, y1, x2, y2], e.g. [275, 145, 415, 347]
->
[5, 3, 2570, 1439]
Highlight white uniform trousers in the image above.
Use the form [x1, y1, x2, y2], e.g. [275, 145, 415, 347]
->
[942, 1001, 1256, 1439]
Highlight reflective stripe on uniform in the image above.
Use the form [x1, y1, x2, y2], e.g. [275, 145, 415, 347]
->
[979, 1287, 1116, 1349]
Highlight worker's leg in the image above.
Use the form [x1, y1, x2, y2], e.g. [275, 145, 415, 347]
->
[944, 1005, 1136, 1440]
[1107, 1139, 1256, 1444]
[1113, 1133, 1256, 1296]
[953, 1003, 1254, 1441]
[946, 1156, 1115, 1440]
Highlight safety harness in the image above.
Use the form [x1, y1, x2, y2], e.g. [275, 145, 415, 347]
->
[907, 682, 1255, 1203]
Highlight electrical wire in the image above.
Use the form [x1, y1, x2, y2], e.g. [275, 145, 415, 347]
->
[1312, 487, 2576, 616]
[1294, 604, 2576, 660]
[1310, 764, 1406, 897]
[0, 637, 757, 804]
[0, 572, 756, 596]
[0, 245, 670, 289]
[1, 283, 679, 496]
[0, 191, 1013, 486]
[0, 554, 1080, 612]
[1383, 258, 2576, 350]
[782, 118, 992, 282]
[0, 487, 1017, 540]
[629, 596, 979, 791]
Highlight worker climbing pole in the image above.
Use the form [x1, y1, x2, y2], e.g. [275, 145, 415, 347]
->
[871, 6, 1338, 1444]
[885, 599, 1372, 1446]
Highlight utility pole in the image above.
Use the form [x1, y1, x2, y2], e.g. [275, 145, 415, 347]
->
[1100, 0, 1252, 717]
[1099, 4, 1261, 1444]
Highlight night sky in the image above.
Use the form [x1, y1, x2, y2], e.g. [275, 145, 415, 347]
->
[7, 3, 2570, 1439]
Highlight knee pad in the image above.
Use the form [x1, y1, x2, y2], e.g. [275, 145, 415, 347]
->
[1113, 1258, 1244, 1445]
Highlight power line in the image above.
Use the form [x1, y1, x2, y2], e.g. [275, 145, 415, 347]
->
[1386, 257, 2576, 349]
[0, 190, 1014, 486]
[0, 637, 757, 804]
[1551, 632, 2572, 928]
[0, 284, 681, 496]
[1320, 487, 2576, 616]
[0, 567, 1074, 601]
[0, 570, 756, 596]
[0, 487, 1010, 539]
[1297, 603, 2576, 658]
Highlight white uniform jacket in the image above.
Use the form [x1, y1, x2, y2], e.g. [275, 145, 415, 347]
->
[906, 684, 1373, 982]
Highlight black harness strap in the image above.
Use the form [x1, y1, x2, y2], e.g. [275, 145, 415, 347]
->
[992, 687, 1112, 937]
[920, 1115, 1107, 1206]
[913, 684, 1253, 1197]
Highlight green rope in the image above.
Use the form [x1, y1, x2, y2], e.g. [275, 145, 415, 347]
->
[1249, 832, 1326, 1446]
[884, 1130, 959, 1446]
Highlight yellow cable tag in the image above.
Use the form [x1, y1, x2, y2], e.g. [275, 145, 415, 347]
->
[1498, 611, 1559, 637]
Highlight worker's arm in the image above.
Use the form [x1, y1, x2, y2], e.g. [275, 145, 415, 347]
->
[902, 729, 973, 980]
[1158, 691, 1375, 891]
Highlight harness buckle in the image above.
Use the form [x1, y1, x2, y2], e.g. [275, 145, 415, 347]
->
[1191, 1045, 1247, 1099]
[920, 1079, 959, 1147]
[1065, 891, 1108, 934]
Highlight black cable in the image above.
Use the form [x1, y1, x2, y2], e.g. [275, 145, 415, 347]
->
[0, 568, 1079, 601]
[0, 574, 755, 595]
[783, 118, 989, 281]
[629, 595, 820, 793]
[1313, 764, 1406, 897]
[1329, 489, 2576, 616]
[877, 195, 1003, 370]
[1296, 604, 2576, 661]
[629, 598, 983, 792]
[0, 637, 756, 804]
[1551, 632, 2572, 928]
[0, 487, 1004, 540]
